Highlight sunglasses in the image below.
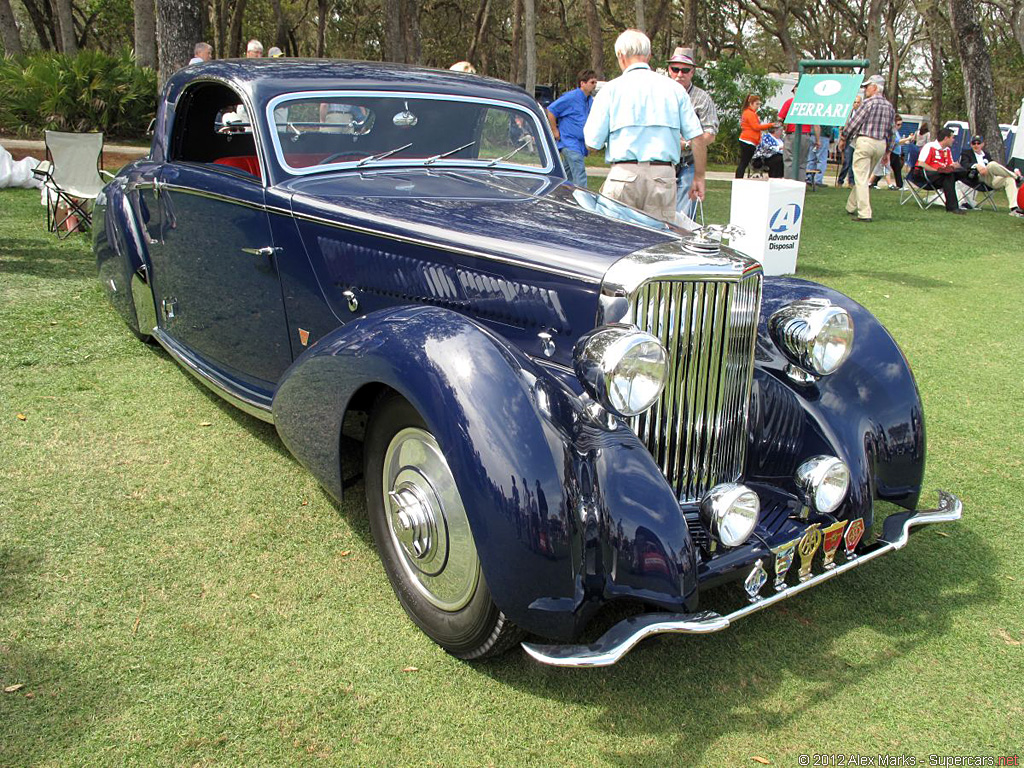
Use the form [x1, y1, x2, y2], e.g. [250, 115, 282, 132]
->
[971, 140, 983, 144]
[669, 66, 693, 74]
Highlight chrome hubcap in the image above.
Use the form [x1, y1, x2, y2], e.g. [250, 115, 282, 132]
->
[382, 427, 479, 611]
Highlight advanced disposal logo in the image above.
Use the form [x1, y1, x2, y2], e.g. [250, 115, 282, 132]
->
[768, 203, 802, 251]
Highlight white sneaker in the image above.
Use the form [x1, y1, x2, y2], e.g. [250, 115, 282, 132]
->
[1009, 208, 1024, 218]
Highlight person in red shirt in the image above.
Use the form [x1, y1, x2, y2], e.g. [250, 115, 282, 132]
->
[910, 127, 964, 214]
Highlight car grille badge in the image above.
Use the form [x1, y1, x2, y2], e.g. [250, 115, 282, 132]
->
[744, 559, 768, 602]
[797, 524, 823, 581]
[844, 518, 866, 558]
[771, 537, 799, 591]
[821, 520, 847, 569]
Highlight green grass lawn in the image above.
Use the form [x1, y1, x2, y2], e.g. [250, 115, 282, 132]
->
[2, 183, 1021, 766]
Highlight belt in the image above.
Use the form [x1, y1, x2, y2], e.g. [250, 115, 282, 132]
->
[613, 160, 674, 166]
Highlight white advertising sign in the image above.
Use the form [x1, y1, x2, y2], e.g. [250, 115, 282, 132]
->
[728, 179, 806, 276]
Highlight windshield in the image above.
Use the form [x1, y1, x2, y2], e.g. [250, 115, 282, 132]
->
[266, 91, 550, 175]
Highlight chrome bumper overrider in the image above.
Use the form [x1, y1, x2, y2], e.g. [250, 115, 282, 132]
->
[521, 491, 962, 668]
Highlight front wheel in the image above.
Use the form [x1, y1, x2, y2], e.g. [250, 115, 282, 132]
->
[363, 393, 522, 659]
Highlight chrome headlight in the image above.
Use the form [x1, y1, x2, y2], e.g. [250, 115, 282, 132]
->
[796, 456, 850, 514]
[700, 483, 760, 548]
[769, 299, 854, 376]
[573, 326, 668, 418]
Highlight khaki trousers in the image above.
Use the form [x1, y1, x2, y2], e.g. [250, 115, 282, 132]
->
[846, 136, 886, 219]
[959, 161, 1020, 209]
[601, 162, 677, 222]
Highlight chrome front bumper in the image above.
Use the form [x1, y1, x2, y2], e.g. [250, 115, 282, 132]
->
[521, 491, 963, 668]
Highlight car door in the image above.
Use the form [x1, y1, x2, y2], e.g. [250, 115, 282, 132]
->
[146, 162, 294, 386]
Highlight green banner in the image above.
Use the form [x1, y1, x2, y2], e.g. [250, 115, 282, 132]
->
[784, 74, 864, 126]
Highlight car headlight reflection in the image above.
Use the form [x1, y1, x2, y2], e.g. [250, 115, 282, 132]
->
[573, 326, 668, 418]
[700, 483, 761, 548]
[769, 299, 854, 376]
[796, 455, 850, 514]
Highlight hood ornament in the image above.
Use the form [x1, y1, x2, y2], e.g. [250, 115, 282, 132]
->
[681, 224, 745, 255]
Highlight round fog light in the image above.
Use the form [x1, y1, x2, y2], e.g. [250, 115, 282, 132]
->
[796, 456, 850, 514]
[700, 484, 761, 548]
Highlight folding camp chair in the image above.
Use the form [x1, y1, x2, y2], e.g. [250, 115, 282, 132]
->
[38, 131, 114, 238]
[900, 167, 948, 210]
[956, 177, 998, 211]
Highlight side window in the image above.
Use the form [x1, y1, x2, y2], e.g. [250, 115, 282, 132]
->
[169, 83, 260, 180]
[479, 108, 543, 168]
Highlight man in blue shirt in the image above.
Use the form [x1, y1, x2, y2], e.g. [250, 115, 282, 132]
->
[584, 29, 706, 223]
[546, 69, 598, 188]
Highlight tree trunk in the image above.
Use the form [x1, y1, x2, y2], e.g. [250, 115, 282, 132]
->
[927, 1, 943, 132]
[52, 0, 76, 53]
[158, 0, 205, 90]
[583, 0, 603, 79]
[210, 0, 226, 58]
[317, 0, 327, 56]
[402, 0, 422, 64]
[634, 0, 645, 31]
[227, 0, 247, 57]
[271, 0, 288, 49]
[383, 0, 402, 60]
[524, 0, 536, 94]
[467, 0, 491, 69]
[864, 0, 882, 76]
[948, 0, 1003, 155]
[681, 0, 698, 50]
[509, 0, 522, 82]
[134, 0, 157, 68]
[20, 0, 54, 49]
[0, 0, 24, 55]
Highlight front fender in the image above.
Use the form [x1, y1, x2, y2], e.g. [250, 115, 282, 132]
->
[747, 277, 925, 528]
[272, 306, 697, 640]
[94, 175, 153, 336]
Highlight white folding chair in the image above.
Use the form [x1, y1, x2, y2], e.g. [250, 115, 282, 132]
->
[39, 131, 114, 238]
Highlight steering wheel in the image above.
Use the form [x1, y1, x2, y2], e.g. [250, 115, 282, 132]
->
[318, 151, 372, 165]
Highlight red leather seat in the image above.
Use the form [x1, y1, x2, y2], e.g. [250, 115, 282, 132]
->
[213, 156, 261, 179]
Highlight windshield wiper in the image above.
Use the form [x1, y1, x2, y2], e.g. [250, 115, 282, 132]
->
[357, 142, 413, 167]
[487, 140, 532, 168]
[423, 141, 477, 165]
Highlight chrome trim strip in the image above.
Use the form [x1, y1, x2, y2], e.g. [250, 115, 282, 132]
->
[152, 328, 275, 424]
[158, 184, 266, 212]
[521, 491, 963, 667]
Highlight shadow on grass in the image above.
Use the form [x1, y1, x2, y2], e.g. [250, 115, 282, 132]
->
[476, 523, 996, 765]
[0, 235, 95, 281]
[1, 549, 115, 765]
[0, 547, 42, 606]
[0, 644, 115, 765]
[797, 264, 953, 289]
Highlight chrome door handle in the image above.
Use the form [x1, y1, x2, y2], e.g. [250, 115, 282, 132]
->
[241, 246, 281, 257]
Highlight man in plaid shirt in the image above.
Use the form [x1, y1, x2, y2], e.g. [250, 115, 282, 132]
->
[839, 75, 896, 222]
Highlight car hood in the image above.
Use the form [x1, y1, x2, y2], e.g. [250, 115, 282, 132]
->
[279, 169, 680, 282]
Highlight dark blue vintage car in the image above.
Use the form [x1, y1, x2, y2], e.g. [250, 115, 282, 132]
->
[94, 60, 961, 667]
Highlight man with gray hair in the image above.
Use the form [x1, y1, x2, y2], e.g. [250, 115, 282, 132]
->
[584, 29, 706, 223]
[189, 42, 212, 65]
[246, 39, 264, 58]
[838, 74, 896, 222]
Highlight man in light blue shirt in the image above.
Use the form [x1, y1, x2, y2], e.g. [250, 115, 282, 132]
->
[546, 69, 597, 188]
[584, 28, 706, 222]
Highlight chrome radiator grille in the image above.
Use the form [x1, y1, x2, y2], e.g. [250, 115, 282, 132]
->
[628, 272, 762, 502]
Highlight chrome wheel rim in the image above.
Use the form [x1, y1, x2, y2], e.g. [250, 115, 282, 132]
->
[382, 427, 479, 611]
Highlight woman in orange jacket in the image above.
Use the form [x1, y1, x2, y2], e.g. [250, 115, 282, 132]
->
[736, 94, 776, 178]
